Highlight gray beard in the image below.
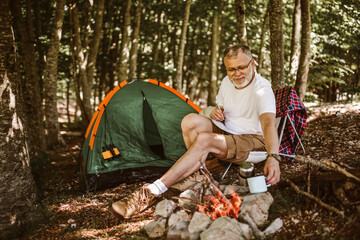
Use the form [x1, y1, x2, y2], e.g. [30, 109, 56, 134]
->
[230, 65, 253, 89]
[231, 77, 251, 89]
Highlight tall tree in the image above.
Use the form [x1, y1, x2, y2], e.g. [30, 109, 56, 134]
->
[98, 0, 115, 100]
[174, 0, 191, 93]
[32, 0, 47, 95]
[258, 5, 269, 74]
[295, 0, 311, 101]
[289, 0, 301, 83]
[118, 0, 132, 83]
[108, 3, 122, 89]
[129, 0, 143, 80]
[234, 0, 247, 45]
[10, 0, 46, 154]
[71, 0, 105, 126]
[72, 3, 91, 124]
[0, 0, 43, 237]
[268, 0, 285, 89]
[43, 0, 66, 147]
[152, 0, 163, 66]
[86, 0, 105, 105]
[208, 3, 221, 106]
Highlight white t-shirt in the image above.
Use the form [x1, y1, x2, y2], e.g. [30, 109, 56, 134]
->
[216, 72, 276, 136]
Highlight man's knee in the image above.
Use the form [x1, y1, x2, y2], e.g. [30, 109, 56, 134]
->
[181, 113, 207, 131]
[194, 132, 216, 148]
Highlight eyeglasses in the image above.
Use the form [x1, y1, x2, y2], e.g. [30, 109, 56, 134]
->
[226, 59, 252, 74]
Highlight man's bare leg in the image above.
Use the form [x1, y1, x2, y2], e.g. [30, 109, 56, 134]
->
[160, 132, 228, 188]
[181, 113, 214, 149]
[110, 116, 228, 219]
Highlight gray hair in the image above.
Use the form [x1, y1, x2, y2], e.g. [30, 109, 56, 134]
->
[223, 44, 252, 60]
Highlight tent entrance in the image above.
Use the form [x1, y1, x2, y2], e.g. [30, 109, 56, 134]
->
[142, 91, 165, 158]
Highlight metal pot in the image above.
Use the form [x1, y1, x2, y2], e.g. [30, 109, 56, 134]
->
[239, 162, 254, 178]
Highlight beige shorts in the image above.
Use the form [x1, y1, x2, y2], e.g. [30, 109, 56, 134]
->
[212, 122, 266, 164]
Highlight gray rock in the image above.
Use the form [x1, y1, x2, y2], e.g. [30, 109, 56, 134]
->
[179, 189, 198, 211]
[239, 192, 273, 227]
[200, 228, 243, 240]
[154, 199, 176, 218]
[224, 184, 249, 195]
[188, 212, 212, 233]
[168, 210, 191, 227]
[166, 221, 199, 240]
[201, 216, 252, 240]
[144, 218, 167, 238]
[263, 218, 283, 236]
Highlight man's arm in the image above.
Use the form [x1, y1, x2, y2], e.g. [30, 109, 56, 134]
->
[259, 112, 280, 184]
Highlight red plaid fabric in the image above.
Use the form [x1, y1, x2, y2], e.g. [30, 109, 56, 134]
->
[274, 87, 307, 159]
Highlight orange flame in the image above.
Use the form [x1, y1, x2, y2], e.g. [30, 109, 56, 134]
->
[198, 190, 242, 220]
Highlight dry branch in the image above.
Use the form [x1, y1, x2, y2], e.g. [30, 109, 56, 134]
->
[322, 159, 360, 183]
[295, 155, 331, 170]
[295, 155, 360, 184]
[285, 169, 360, 185]
[286, 179, 345, 218]
[199, 162, 237, 213]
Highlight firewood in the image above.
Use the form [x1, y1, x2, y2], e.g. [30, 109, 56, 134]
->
[295, 156, 360, 184]
[286, 179, 345, 218]
[287, 169, 360, 184]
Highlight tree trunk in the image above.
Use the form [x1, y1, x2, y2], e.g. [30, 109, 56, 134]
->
[118, 0, 132, 83]
[43, 0, 66, 148]
[208, 6, 221, 106]
[0, 1, 43, 237]
[174, 0, 191, 93]
[268, 0, 285, 90]
[234, 0, 247, 45]
[170, 25, 178, 71]
[357, 51, 360, 87]
[295, 0, 311, 101]
[69, 3, 87, 128]
[10, 0, 47, 153]
[289, 0, 301, 84]
[32, 0, 46, 97]
[98, 0, 115, 99]
[108, 4, 122, 90]
[152, 1, 162, 65]
[86, 0, 105, 105]
[129, 0, 143, 80]
[258, 5, 269, 74]
[72, 3, 92, 125]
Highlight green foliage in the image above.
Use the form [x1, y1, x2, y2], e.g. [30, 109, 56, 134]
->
[18, 0, 360, 121]
[306, 0, 360, 101]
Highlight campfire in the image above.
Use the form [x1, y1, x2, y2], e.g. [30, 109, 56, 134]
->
[144, 167, 282, 239]
[198, 189, 242, 220]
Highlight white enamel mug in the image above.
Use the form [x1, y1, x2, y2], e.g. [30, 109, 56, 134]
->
[247, 175, 271, 193]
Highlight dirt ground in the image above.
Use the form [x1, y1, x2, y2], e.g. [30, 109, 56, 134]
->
[22, 103, 360, 240]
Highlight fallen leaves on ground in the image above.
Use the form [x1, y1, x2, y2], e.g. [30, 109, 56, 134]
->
[23, 103, 360, 240]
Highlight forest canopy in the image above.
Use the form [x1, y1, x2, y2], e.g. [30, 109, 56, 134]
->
[1, 0, 360, 238]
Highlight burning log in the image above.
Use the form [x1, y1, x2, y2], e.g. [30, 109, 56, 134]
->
[198, 189, 243, 220]
[199, 163, 238, 214]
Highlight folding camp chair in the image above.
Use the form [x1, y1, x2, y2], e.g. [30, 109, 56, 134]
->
[220, 87, 307, 180]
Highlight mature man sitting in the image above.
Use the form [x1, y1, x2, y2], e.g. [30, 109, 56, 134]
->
[110, 44, 280, 219]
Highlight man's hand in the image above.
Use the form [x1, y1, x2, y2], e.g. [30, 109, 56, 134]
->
[210, 107, 225, 121]
[264, 157, 280, 185]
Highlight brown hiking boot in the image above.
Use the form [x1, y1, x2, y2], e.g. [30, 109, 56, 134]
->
[170, 171, 207, 192]
[110, 185, 156, 219]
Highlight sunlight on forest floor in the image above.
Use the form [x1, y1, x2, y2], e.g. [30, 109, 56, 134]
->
[22, 102, 360, 240]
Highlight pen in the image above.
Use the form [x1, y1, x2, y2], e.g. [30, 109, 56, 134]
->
[217, 105, 225, 121]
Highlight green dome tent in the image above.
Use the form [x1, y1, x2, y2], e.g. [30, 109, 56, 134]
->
[81, 79, 200, 192]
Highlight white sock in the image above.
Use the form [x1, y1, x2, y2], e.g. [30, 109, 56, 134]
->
[147, 179, 168, 195]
